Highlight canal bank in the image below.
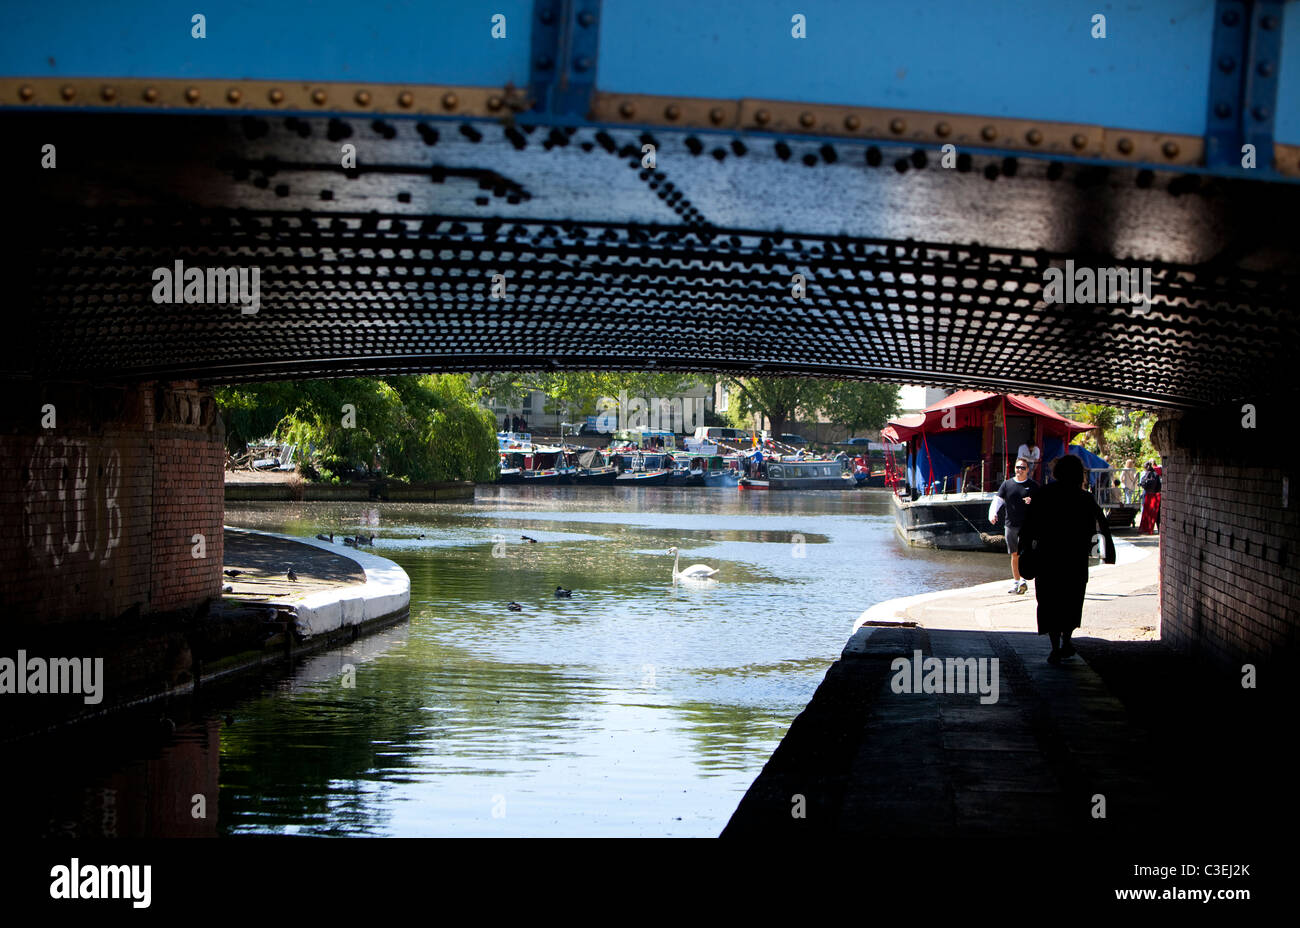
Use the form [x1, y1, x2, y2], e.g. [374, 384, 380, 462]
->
[722, 533, 1287, 840]
[2, 529, 409, 741]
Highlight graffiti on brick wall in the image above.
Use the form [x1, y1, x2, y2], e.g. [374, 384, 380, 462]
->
[23, 437, 122, 567]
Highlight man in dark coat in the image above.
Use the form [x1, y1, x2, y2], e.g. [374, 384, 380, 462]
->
[1017, 454, 1116, 664]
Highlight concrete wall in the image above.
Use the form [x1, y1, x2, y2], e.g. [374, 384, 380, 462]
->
[1, 381, 225, 624]
[1153, 400, 1299, 672]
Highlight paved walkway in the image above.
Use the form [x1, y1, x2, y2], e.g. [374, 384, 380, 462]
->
[222, 528, 364, 603]
[724, 534, 1180, 837]
[859, 533, 1161, 639]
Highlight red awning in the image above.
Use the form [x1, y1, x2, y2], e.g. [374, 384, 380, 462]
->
[881, 391, 1095, 442]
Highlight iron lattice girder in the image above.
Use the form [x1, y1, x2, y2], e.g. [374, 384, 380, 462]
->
[15, 210, 1296, 410]
[4, 111, 1299, 409]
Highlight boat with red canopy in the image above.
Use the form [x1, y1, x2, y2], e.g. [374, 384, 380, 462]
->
[881, 391, 1095, 550]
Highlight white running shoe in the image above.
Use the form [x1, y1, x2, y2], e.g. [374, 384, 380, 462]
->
[1007, 582, 1021, 594]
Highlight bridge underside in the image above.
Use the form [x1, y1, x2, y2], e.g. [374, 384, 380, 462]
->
[6, 111, 1299, 408]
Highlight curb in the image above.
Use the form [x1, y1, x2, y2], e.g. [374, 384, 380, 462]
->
[851, 535, 1151, 635]
[224, 527, 411, 637]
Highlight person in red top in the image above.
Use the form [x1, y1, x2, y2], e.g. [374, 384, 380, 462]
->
[1138, 461, 1161, 534]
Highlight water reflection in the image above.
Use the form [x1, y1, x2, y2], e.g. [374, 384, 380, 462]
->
[16, 487, 1008, 836]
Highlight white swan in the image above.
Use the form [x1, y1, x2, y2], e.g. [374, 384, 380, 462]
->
[667, 546, 718, 580]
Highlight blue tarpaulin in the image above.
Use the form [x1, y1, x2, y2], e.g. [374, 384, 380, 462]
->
[1068, 443, 1111, 488]
[908, 430, 982, 492]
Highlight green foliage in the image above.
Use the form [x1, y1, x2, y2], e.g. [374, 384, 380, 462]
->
[722, 376, 899, 437]
[822, 381, 901, 434]
[476, 371, 697, 422]
[1065, 402, 1160, 465]
[723, 377, 829, 436]
[215, 374, 497, 482]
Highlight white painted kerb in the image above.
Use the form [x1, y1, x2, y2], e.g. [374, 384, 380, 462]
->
[852, 536, 1149, 633]
[227, 528, 411, 637]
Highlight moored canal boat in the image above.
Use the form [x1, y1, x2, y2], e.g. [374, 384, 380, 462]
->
[569, 448, 619, 486]
[613, 451, 673, 486]
[738, 457, 852, 490]
[882, 391, 1096, 550]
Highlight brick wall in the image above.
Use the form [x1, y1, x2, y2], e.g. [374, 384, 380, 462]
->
[0, 380, 224, 624]
[1153, 401, 1299, 672]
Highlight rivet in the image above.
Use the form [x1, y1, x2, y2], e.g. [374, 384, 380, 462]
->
[1222, 10, 1239, 27]
[1261, 15, 1277, 30]
[540, 7, 556, 24]
[709, 106, 726, 125]
[60, 84, 76, 101]
[1117, 137, 1134, 155]
[1026, 128, 1043, 145]
[1218, 55, 1235, 73]
[1253, 105, 1270, 121]
[442, 92, 458, 110]
[578, 11, 595, 27]
[1071, 133, 1087, 150]
[487, 94, 503, 111]
[844, 114, 861, 131]
[1214, 102, 1232, 119]
[756, 109, 771, 125]
[398, 91, 414, 108]
[355, 90, 372, 106]
[665, 103, 681, 120]
[934, 121, 951, 138]
[890, 117, 906, 134]
[18, 84, 34, 101]
[268, 88, 284, 104]
[619, 101, 635, 118]
[312, 89, 327, 105]
[185, 87, 200, 103]
[226, 88, 242, 104]
[143, 86, 158, 102]
[799, 112, 815, 128]
[100, 85, 117, 102]
[536, 55, 553, 71]
[573, 56, 592, 72]
[1162, 140, 1179, 158]
[1257, 61, 1274, 78]
[980, 125, 996, 141]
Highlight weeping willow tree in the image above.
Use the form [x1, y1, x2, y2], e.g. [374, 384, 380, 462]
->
[216, 374, 498, 482]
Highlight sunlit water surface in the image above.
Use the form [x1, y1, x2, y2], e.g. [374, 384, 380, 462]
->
[19, 487, 1009, 837]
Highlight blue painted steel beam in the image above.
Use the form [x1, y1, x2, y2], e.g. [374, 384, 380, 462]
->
[528, 0, 601, 118]
[1241, 0, 1284, 167]
[0, 0, 534, 86]
[596, 1, 1214, 136]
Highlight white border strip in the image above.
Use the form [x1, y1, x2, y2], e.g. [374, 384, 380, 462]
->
[852, 536, 1150, 633]
[224, 527, 411, 638]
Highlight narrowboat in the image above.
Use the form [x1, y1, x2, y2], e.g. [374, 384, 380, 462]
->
[738, 457, 852, 490]
[881, 391, 1095, 550]
[613, 451, 673, 486]
[685, 454, 740, 487]
[520, 445, 577, 486]
[569, 448, 619, 486]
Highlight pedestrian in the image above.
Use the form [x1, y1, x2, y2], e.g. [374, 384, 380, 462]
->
[1017, 453, 1116, 665]
[1121, 458, 1138, 504]
[989, 457, 1039, 594]
[1138, 461, 1162, 534]
[1017, 438, 1042, 483]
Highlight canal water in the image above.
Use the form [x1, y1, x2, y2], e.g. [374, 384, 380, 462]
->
[16, 487, 1009, 838]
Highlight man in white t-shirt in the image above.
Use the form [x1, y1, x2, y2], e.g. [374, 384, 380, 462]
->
[1017, 441, 1042, 482]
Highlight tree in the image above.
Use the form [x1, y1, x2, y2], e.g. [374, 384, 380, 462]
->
[822, 381, 900, 436]
[1074, 403, 1119, 457]
[723, 377, 830, 437]
[215, 374, 498, 482]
